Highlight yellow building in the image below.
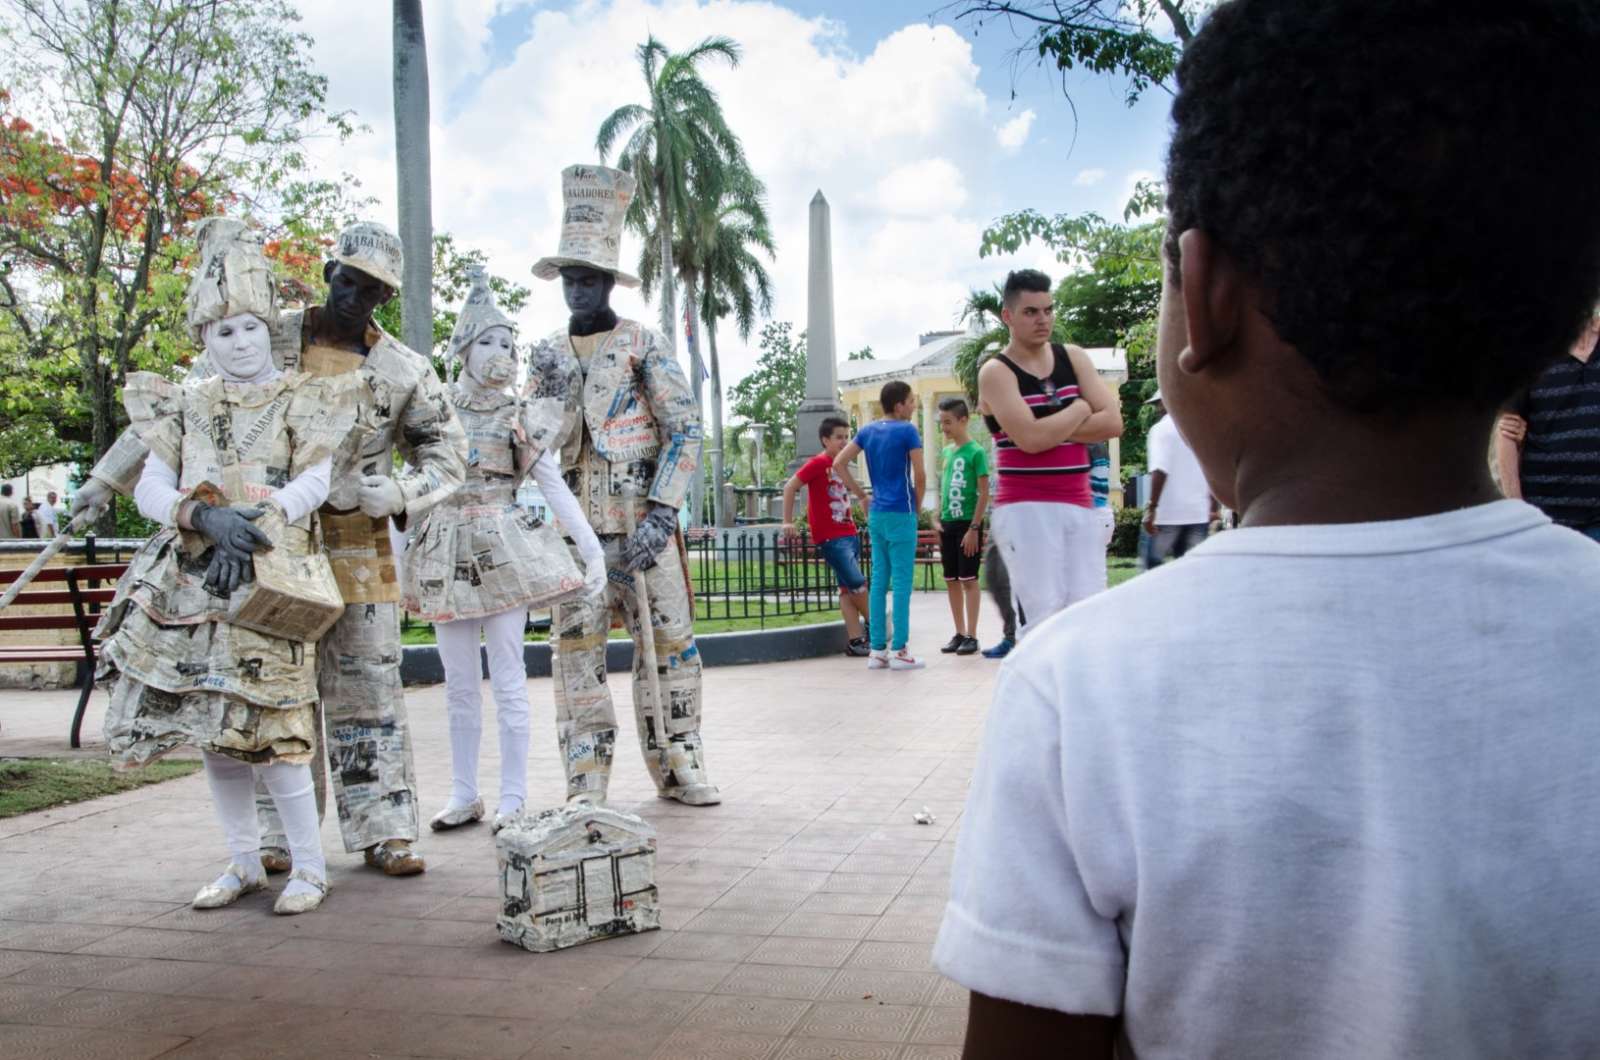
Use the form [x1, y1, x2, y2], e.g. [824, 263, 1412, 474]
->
[836, 324, 1128, 509]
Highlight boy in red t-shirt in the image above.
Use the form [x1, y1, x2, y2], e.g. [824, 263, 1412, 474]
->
[783, 416, 871, 656]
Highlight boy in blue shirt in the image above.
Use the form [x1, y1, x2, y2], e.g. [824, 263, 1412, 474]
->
[834, 380, 926, 670]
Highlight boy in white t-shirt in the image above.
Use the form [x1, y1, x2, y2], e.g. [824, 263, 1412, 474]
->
[934, 2, 1600, 1058]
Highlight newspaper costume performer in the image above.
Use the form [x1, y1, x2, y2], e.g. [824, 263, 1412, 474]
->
[73, 221, 467, 876]
[527, 164, 719, 806]
[96, 219, 357, 914]
[402, 269, 609, 833]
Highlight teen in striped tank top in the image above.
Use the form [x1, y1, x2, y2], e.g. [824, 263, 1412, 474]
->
[977, 270, 1122, 637]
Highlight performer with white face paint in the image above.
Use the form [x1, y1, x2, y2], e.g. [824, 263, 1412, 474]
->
[98, 218, 358, 915]
[402, 270, 607, 833]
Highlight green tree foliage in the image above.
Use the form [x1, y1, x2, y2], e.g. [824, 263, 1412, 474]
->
[0, 0, 341, 530]
[941, 0, 1206, 105]
[729, 321, 804, 436]
[846, 345, 875, 362]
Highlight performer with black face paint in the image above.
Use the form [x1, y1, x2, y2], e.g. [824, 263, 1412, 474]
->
[525, 165, 719, 807]
[74, 221, 468, 878]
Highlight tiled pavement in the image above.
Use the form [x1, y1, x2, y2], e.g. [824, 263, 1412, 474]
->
[0, 595, 995, 1058]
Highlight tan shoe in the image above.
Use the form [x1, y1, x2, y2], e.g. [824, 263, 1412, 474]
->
[657, 783, 722, 806]
[192, 862, 266, 910]
[260, 846, 291, 874]
[363, 839, 426, 876]
[273, 869, 330, 915]
[429, 799, 484, 831]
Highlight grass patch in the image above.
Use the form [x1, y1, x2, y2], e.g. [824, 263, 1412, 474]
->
[0, 758, 202, 819]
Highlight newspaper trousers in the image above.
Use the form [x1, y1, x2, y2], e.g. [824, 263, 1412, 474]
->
[258, 602, 420, 853]
[551, 536, 707, 801]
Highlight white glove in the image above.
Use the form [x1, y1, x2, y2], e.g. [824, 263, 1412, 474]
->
[71, 479, 112, 519]
[581, 550, 608, 599]
[357, 475, 405, 518]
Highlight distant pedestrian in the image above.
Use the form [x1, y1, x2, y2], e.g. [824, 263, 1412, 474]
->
[1496, 311, 1600, 542]
[1143, 391, 1217, 566]
[37, 491, 58, 536]
[19, 500, 38, 540]
[0, 484, 19, 539]
[978, 269, 1123, 637]
[834, 380, 926, 670]
[783, 416, 872, 656]
[980, 541, 1016, 658]
[932, 397, 989, 655]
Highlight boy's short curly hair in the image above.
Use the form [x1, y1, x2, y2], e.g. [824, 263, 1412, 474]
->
[1165, 0, 1600, 413]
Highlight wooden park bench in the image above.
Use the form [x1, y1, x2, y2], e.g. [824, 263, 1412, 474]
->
[0, 562, 126, 748]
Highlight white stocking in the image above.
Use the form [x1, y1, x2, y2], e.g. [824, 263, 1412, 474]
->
[435, 616, 486, 809]
[202, 751, 263, 887]
[483, 607, 531, 817]
[258, 760, 326, 897]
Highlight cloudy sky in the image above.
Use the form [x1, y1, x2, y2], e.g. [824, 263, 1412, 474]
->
[289, 0, 1174, 389]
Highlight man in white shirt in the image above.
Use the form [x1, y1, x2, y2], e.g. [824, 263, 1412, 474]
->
[933, 2, 1600, 1057]
[36, 491, 58, 536]
[1141, 391, 1216, 565]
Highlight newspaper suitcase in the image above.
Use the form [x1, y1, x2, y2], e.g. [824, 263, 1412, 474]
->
[496, 803, 660, 953]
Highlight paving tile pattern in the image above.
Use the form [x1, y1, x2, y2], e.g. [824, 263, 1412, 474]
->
[0, 595, 986, 1057]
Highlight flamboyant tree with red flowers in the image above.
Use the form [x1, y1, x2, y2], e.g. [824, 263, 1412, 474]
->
[0, 0, 346, 526]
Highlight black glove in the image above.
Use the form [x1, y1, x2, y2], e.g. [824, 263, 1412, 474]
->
[190, 503, 272, 559]
[203, 546, 255, 595]
[620, 503, 678, 573]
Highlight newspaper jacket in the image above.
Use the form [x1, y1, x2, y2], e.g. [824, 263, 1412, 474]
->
[88, 309, 468, 604]
[527, 320, 701, 533]
[400, 384, 585, 622]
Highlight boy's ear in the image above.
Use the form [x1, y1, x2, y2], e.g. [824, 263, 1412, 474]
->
[1176, 228, 1243, 376]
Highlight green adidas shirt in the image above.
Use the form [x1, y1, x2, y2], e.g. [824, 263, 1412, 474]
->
[940, 440, 989, 522]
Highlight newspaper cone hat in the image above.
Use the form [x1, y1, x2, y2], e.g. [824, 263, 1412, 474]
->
[334, 220, 405, 291]
[531, 164, 641, 288]
[448, 265, 517, 362]
[185, 217, 278, 343]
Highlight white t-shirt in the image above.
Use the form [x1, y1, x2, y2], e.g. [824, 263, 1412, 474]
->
[1146, 414, 1212, 526]
[934, 501, 1600, 1060]
[35, 500, 57, 534]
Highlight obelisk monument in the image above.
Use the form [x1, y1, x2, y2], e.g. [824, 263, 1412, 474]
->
[793, 190, 845, 466]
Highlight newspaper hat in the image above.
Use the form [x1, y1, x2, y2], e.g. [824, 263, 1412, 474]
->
[531, 164, 641, 288]
[185, 217, 278, 342]
[448, 266, 516, 361]
[334, 220, 405, 291]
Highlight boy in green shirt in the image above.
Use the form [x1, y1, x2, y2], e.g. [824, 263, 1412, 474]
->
[933, 397, 990, 654]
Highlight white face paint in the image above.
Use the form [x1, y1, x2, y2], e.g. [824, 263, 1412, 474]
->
[203, 313, 275, 383]
[464, 326, 517, 389]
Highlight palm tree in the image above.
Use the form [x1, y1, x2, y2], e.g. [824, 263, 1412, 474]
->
[393, 0, 433, 358]
[596, 34, 743, 372]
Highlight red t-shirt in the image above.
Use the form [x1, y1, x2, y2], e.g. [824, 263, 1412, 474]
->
[795, 451, 858, 543]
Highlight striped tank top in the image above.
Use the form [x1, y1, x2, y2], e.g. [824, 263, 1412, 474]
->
[983, 344, 1092, 507]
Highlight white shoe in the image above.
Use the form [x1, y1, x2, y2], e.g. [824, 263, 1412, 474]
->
[889, 650, 926, 671]
[491, 802, 525, 834]
[658, 783, 722, 806]
[429, 798, 485, 831]
[867, 650, 890, 670]
[273, 869, 330, 915]
[192, 862, 266, 910]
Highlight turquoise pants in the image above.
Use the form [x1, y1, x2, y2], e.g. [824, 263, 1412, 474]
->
[868, 511, 919, 651]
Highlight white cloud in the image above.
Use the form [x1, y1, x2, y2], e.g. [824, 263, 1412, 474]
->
[287, 0, 1066, 404]
[995, 109, 1035, 151]
[1074, 167, 1107, 186]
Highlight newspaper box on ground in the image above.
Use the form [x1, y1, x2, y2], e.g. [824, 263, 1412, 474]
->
[496, 802, 660, 953]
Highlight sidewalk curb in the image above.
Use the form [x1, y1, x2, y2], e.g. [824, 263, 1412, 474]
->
[399, 619, 850, 685]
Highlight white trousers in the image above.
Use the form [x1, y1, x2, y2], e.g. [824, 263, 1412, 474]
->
[991, 501, 1108, 639]
[204, 751, 325, 880]
[434, 607, 531, 810]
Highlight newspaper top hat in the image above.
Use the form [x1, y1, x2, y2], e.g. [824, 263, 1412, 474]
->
[531, 165, 641, 288]
[334, 220, 405, 291]
[185, 217, 278, 343]
[448, 265, 516, 361]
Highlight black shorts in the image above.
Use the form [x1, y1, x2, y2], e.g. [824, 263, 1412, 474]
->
[940, 521, 982, 581]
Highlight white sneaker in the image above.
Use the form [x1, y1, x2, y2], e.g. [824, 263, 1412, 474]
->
[889, 650, 926, 671]
[867, 650, 890, 670]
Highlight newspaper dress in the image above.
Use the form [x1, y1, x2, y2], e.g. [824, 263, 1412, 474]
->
[401, 383, 584, 622]
[98, 370, 359, 767]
